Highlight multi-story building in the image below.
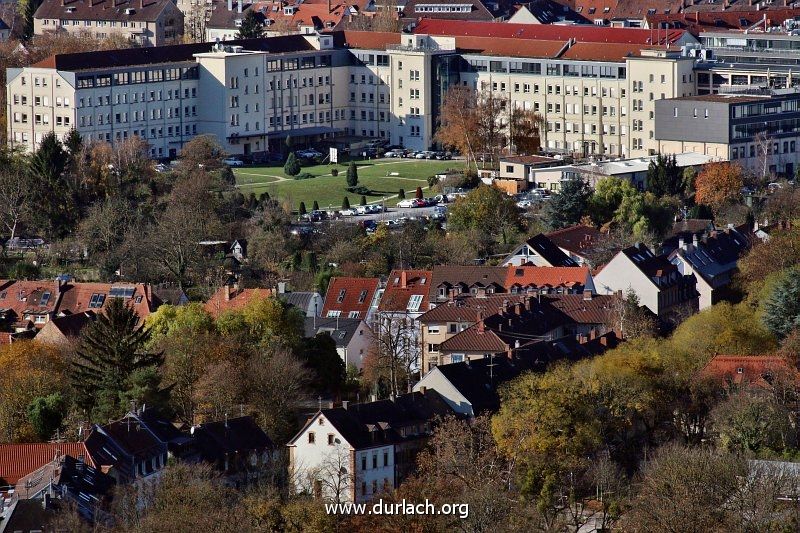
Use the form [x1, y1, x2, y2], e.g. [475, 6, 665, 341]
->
[33, 0, 184, 47]
[655, 91, 800, 176]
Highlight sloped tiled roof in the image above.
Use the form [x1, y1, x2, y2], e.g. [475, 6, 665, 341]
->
[321, 277, 380, 318]
[523, 234, 579, 267]
[193, 416, 273, 460]
[304, 316, 363, 348]
[542, 293, 617, 324]
[419, 294, 514, 322]
[35, 0, 176, 23]
[402, 0, 494, 20]
[0, 443, 94, 486]
[648, 8, 800, 35]
[379, 269, 432, 313]
[414, 18, 685, 45]
[546, 224, 607, 259]
[506, 265, 590, 290]
[438, 324, 509, 353]
[204, 286, 276, 318]
[699, 355, 800, 389]
[428, 265, 507, 302]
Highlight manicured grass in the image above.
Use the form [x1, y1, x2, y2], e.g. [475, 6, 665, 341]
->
[235, 159, 462, 210]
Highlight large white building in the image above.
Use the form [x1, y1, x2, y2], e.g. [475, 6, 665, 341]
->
[10, 20, 800, 164]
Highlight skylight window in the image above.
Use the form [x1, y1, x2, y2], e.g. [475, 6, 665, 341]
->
[40, 291, 51, 306]
[337, 289, 346, 303]
[358, 290, 368, 303]
[407, 294, 424, 312]
[89, 293, 106, 308]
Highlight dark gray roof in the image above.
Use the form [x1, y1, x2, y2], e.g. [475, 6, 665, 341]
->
[304, 316, 362, 348]
[282, 291, 317, 312]
[35, 0, 175, 23]
[295, 390, 456, 449]
[193, 416, 273, 460]
[524, 234, 579, 267]
[434, 357, 531, 413]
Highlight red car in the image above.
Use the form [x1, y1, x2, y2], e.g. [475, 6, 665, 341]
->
[412, 198, 427, 208]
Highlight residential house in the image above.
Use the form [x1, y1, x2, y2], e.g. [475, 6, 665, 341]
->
[376, 270, 432, 374]
[191, 416, 273, 484]
[0, 442, 95, 494]
[399, 0, 496, 23]
[698, 355, 800, 393]
[490, 155, 563, 195]
[35, 311, 96, 346]
[593, 242, 699, 318]
[545, 224, 609, 266]
[203, 284, 276, 318]
[505, 265, 595, 294]
[83, 411, 170, 484]
[507, 0, 587, 24]
[428, 265, 508, 306]
[0, 280, 158, 331]
[152, 283, 190, 306]
[668, 227, 750, 309]
[321, 277, 382, 322]
[281, 289, 324, 317]
[0, 15, 10, 42]
[501, 233, 579, 267]
[304, 316, 372, 369]
[414, 331, 620, 415]
[288, 389, 455, 503]
[34, 0, 184, 47]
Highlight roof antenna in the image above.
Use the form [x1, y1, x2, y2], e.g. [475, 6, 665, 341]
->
[318, 396, 323, 411]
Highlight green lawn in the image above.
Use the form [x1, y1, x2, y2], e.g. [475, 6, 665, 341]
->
[234, 159, 462, 210]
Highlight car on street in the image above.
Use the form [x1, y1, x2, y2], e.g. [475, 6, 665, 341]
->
[340, 208, 357, 216]
[397, 199, 416, 208]
[223, 157, 244, 167]
[356, 206, 370, 215]
[412, 198, 427, 207]
[385, 219, 401, 227]
[414, 152, 427, 159]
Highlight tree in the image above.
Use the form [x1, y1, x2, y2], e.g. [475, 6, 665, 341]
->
[695, 162, 744, 215]
[589, 177, 639, 226]
[509, 106, 544, 155]
[216, 295, 304, 349]
[0, 342, 66, 442]
[177, 134, 226, 172]
[70, 298, 164, 421]
[27, 393, 65, 440]
[414, 186, 423, 199]
[446, 185, 522, 245]
[20, 0, 43, 40]
[710, 394, 795, 455]
[312, 200, 319, 211]
[236, 10, 264, 39]
[76, 198, 135, 278]
[284, 152, 301, 176]
[299, 334, 346, 393]
[0, 168, 32, 242]
[346, 161, 358, 188]
[398, 188, 405, 199]
[28, 131, 75, 238]
[299, 202, 307, 216]
[342, 196, 350, 210]
[359, 195, 366, 206]
[614, 190, 677, 241]
[611, 289, 658, 339]
[762, 266, 800, 339]
[544, 177, 593, 229]
[646, 153, 683, 197]
[435, 85, 480, 169]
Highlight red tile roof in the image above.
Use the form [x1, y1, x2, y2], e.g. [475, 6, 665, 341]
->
[379, 269, 433, 313]
[337, 30, 402, 50]
[57, 282, 157, 320]
[506, 266, 590, 290]
[203, 286, 276, 318]
[0, 280, 59, 327]
[414, 18, 685, 45]
[648, 8, 800, 35]
[438, 324, 509, 353]
[546, 224, 606, 257]
[454, 36, 568, 58]
[321, 277, 380, 319]
[559, 41, 644, 61]
[0, 442, 94, 486]
[699, 355, 800, 389]
[542, 293, 617, 324]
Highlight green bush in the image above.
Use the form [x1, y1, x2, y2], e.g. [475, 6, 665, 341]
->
[294, 172, 315, 180]
[331, 168, 339, 176]
[398, 188, 405, 199]
[284, 153, 301, 176]
[347, 185, 370, 195]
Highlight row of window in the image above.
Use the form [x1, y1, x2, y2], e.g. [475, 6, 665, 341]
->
[77, 88, 197, 108]
[731, 140, 798, 159]
[78, 106, 197, 126]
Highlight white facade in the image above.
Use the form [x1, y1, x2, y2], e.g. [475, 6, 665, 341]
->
[288, 411, 395, 504]
[593, 251, 660, 314]
[413, 370, 474, 415]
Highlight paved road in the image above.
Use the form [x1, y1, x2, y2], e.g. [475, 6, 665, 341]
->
[331, 205, 443, 224]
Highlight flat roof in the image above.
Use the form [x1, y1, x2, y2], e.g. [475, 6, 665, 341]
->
[575, 152, 716, 175]
[667, 94, 771, 103]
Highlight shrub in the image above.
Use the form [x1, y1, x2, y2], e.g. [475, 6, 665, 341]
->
[360, 195, 367, 206]
[346, 185, 370, 195]
[331, 168, 339, 176]
[398, 188, 405, 199]
[284, 153, 301, 176]
[342, 197, 351, 209]
[294, 172, 315, 180]
[299, 202, 307, 215]
[346, 161, 359, 188]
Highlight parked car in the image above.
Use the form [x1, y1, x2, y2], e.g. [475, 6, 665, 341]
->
[368, 204, 384, 213]
[154, 163, 170, 173]
[414, 152, 427, 159]
[223, 157, 244, 167]
[516, 200, 533, 209]
[412, 198, 427, 208]
[385, 219, 401, 227]
[297, 149, 322, 159]
[397, 199, 416, 208]
[356, 206, 370, 215]
[340, 208, 357, 216]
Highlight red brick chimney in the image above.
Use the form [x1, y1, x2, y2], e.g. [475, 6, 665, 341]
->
[476, 310, 484, 333]
[400, 270, 407, 288]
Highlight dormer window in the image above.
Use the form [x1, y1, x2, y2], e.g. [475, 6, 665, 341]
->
[358, 290, 368, 303]
[337, 289, 346, 303]
[737, 367, 743, 374]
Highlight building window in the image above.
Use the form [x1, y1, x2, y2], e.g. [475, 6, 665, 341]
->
[308, 432, 315, 444]
[328, 434, 335, 445]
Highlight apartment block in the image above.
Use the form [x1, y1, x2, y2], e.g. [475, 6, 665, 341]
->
[34, 0, 184, 47]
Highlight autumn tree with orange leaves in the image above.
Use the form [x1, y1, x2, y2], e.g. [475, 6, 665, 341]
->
[694, 161, 744, 215]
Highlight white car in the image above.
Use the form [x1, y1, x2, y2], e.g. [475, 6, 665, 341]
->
[516, 200, 532, 209]
[368, 204, 384, 213]
[355, 206, 370, 215]
[397, 199, 416, 208]
[223, 157, 243, 167]
[414, 152, 427, 159]
[340, 208, 357, 216]
[385, 219, 400, 227]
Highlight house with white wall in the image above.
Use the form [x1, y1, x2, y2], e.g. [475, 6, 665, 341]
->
[288, 390, 455, 503]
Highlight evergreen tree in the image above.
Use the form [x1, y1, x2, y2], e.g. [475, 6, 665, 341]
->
[544, 177, 593, 229]
[398, 188, 405, 199]
[284, 135, 294, 155]
[21, 0, 43, 40]
[415, 186, 424, 199]
[313, 200, 320, 211]
[284, 152, 301, 176]
[70, 298, 164, 421]
[63, 128, 83, 157]
[27, 393, 64, 440]
[342, 197, 351, 209]
[247, 192, 258, 210]
[647, 153, 683, 197]
[360, 195, 367, 206]
[29, 132, 75, 238]
[763, 266, 800, 339]
[259, 192, 270, 204]
[236, 11, 263, 39]
[299, 201, 307, 215]
[346, 161, 359, 188]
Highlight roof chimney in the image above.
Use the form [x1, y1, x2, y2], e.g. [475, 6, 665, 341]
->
[224, 284, 232, 301]
[678, 236, 685, 250]
[328, 0, 332, 13]
[583, 289, 593, 301]
[692, 234, 699, 247]
[238, 0, 242, 13]
[400, 270, 407, 288]
[228, 0, 232, 11]
[342, 400, 349, 410]
[476, 310, 484, 333]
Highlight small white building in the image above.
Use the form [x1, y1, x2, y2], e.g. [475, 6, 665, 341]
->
[502, 233, 580, 267]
